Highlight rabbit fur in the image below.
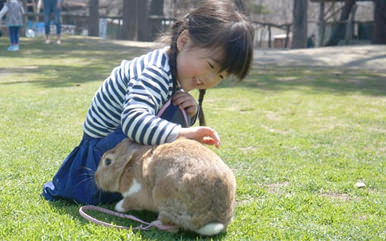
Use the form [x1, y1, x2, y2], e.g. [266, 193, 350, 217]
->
[95, 137, 236, 236]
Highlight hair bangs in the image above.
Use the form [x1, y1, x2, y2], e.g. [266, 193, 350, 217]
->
[220, 20, 254, 81]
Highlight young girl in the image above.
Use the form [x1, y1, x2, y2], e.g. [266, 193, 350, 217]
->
[0, 0, 24, 51]
[42, 0, 254, 205]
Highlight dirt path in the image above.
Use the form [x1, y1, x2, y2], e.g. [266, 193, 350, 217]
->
[254, 45, 386, 73]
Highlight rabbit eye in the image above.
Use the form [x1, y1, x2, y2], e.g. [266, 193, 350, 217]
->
[104, 158, 112, 166]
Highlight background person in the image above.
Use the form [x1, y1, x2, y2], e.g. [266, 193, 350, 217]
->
[307, 34, 316, 48]
[41, 0, 62, 44]
[0, 0, 24, 51]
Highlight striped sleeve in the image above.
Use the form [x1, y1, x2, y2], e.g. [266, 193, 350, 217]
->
[121, 65, 180, 145]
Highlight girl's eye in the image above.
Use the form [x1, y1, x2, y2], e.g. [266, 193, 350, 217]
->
[208, 61, 224, 79]
[105, 158, 112, 166]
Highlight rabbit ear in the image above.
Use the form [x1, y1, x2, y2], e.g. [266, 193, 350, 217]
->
[99, 139, 139, 174]
[109, 139, 138, 156]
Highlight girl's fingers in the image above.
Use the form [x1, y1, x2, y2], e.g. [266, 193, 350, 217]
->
[200, 128, 220, 148]
[202, 137, 218, 147]
[173, 92, 196, 107]
[179, 127, 221, 148]
[172, 93, 198, 117]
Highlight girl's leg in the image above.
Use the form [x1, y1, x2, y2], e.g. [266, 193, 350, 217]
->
[14, 26, 20, 47]
[8, 27, 15, 45]
[43, 0, 51, 43]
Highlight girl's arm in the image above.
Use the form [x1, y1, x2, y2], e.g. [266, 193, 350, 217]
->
[121, 66, 219, 147]
[121, 65, 180, 145]
[0, 5, 8, 20]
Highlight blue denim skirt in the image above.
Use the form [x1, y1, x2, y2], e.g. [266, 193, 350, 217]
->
[42, 128, 126, 204]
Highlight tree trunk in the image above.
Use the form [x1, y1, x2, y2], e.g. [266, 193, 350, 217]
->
[325, 0, 356, 46]
[88, 0, 99, 36]
[291, 0, 308, 49]
[284, 24, 290, 48]
[149, 0, 164, 17]
[344, 4, 357, 45]
[373, 0, 386, 44]
[121, 0, 137, 40]
[149, 0, 164, 41]
[319, 2, 326, 46]
[234, 0, 247, 14]
[137, 0, 150, 41]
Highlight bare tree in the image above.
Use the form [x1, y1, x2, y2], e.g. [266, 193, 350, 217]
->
[234, 0, 247, 14]
[137, 0, 150, 41]
[120, 0, 151, 41]
[149, 0, 165, 40]
[325, 0, 356, 46]
[373, 0, 386, 44]
[88, 0, 99, 36]
[291, 0, 308, 49]
[121, 0, 137, 40]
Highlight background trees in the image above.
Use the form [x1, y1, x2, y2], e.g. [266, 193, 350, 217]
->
[373, 0, 386, 44]
[291, 0, 308, 48]
[84, 0, 383, 47]
[88, 0, 99, 36]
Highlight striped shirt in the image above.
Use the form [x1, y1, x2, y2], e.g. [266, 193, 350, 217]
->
[83, 47, 182, 145]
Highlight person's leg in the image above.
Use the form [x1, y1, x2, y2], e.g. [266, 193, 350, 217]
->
[43, 0, 51, 43]
[53, 0, 62, 44]
[8, 27, 15, 45]
[14, 26, 20, 50]
[8, 27, 16, 50]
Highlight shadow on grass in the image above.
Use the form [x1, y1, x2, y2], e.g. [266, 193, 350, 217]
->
[218, 65, 386, 97]
[0, 65, 106, 88]
[1, 36, 385, 96]
[0, 37, 152, 88]
[47, 200, 226, 240]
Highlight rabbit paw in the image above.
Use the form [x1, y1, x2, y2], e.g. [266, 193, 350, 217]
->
[115, 199, 128, 212]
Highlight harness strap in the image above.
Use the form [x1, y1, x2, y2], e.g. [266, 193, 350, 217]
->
[79, 205, 178, 232]
[157, 99, 190, 127]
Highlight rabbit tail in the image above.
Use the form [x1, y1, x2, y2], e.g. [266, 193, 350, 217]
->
[196, 223, 225, 236]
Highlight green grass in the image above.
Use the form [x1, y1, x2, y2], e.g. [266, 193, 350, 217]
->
[1, 36, 386, 240]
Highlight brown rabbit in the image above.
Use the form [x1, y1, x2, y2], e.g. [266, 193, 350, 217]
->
[94, 137, 236, 236]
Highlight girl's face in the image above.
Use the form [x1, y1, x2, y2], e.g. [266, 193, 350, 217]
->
[175, 30, 227, 92]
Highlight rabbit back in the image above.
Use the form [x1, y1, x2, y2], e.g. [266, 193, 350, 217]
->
[148, 138, 236, 234]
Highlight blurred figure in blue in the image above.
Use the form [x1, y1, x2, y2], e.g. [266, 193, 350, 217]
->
[0, 0, 24, 51]
[307, 34, 315, 48]
[42, 0, 62, 44]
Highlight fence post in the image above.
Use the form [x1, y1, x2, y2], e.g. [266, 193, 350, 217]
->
[268, 25, 272, 48]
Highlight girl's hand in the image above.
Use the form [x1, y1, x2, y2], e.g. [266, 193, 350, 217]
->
[172, 91, 198, 118]
[178, 127, 221, 148]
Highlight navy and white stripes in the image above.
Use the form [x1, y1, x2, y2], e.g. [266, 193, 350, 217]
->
[83, 47, 181, 145]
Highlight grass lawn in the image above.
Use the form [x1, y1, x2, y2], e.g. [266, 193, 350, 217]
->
[1, 36, 385, 240]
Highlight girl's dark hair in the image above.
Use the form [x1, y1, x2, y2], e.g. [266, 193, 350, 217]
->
[167, 0, 254, 125]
